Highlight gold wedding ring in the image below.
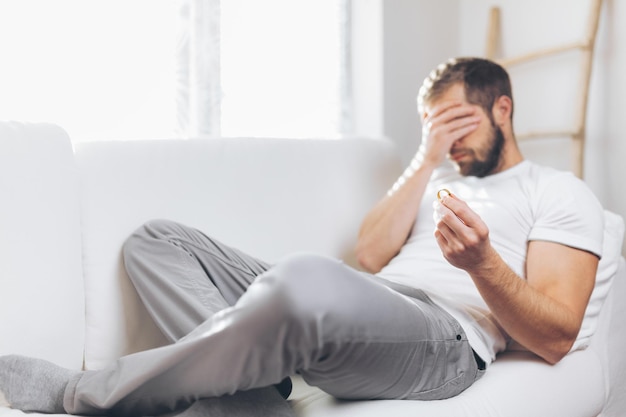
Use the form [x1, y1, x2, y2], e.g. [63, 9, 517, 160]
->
[437, 188, 452, 202]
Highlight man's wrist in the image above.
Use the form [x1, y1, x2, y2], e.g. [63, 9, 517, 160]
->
[467, 246, 507, 282]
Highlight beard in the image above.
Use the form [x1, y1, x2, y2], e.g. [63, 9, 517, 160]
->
[455, 122, 505, 177]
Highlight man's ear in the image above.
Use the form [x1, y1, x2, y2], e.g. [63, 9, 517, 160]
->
[492, 95, 512, 126]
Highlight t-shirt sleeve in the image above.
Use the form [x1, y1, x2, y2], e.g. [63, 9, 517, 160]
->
[528, 171, 604, 258]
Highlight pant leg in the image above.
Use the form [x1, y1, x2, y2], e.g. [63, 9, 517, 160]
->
[122, 219, 270, 342]
[302, 272, 483, 401]
[122, 220, 294, 414]
[64, 253, 480, 416]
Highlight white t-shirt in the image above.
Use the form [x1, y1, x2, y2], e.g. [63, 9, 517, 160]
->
[378, 160, 604, 364]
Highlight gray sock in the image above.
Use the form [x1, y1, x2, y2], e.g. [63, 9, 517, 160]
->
[170, 387, 296, 417]
[0, 355, 77, 413]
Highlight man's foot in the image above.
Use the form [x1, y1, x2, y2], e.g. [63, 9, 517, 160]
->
[0, 355, 77, 413]
[274, 377, 292, 400]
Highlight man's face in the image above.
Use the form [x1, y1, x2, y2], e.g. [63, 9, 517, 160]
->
[452, 119, 504, 177]
[425, 84, 505, 177]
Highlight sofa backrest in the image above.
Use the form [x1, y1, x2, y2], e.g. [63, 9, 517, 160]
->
[0, 122, 85, 370]
[74, 138, 402, 369]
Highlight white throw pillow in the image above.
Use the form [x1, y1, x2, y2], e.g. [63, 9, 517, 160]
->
[572, 210, 625, 350]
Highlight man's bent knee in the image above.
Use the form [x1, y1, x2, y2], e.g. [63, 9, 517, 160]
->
[122, 219, 186, 280]
[123, 219, 182, 255]
[259, 253, 355, 322]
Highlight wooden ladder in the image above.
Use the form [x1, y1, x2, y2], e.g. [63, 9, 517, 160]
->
[485, 0, 603, 178]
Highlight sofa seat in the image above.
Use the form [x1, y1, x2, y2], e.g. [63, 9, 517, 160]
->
[290, 350, 604, 417]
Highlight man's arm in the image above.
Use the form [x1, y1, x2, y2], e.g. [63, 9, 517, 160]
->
[355, 102, 480, 273]
[355, 159, 436, 273]
[436, 195, 598, 364]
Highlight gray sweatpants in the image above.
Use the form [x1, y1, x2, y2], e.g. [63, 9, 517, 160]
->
[63, 220, 483, 416]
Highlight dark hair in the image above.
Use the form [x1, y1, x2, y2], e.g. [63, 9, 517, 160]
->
[417, 57, 513, 121]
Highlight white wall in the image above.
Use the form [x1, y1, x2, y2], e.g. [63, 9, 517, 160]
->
[352, 0, 458, 164]
[601, 0, 626, 234]
[352, 0, 385, 138]
[382, 0, 458, 164]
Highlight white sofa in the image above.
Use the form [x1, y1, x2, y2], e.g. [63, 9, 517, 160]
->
[1, 121, 625, 417]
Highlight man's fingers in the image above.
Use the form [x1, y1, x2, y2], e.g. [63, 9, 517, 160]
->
[424, 100, 461, 119]
[426, 102, 477, 125]
[444, 116, 480, 139]
[424, 103, 480, 147]
[435, 217, 456, 241]
[437, 202, 466, 231]
[440, 196, 474, 225]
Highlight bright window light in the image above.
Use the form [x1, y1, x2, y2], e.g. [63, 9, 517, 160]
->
[0, 0, 178, 142]
[0, 1, 348, 141]
[220, 0, 346, 138]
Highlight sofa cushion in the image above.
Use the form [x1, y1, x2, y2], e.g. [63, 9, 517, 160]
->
[75, 138, 401, 369]
[0, 122, 84, 370]
[290, 349, 604, 417]
[583, 210, 625, 349]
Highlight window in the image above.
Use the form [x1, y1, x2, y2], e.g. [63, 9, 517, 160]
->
[0, 0, 179, 142]
[0, 0, 352, 142]
[220, 0, 351, 138]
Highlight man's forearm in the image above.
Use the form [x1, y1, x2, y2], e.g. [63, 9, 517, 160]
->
[469, 249, 584, 364]
[436, 195, 598, 365]
[355, 158, 436, 272]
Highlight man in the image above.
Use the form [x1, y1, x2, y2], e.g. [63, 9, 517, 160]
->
[0, 57, 604, 416]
